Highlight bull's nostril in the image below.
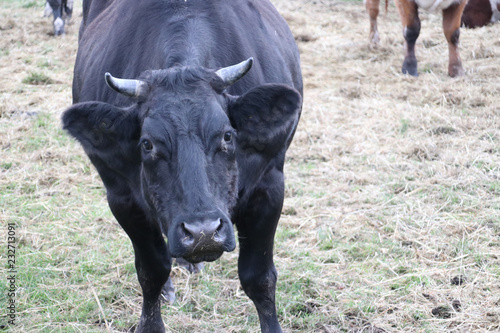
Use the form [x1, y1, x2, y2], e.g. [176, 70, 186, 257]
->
[180, 222, 194, 239]
[216, 219, 223, 232]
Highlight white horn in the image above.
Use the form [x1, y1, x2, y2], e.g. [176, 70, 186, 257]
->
[105, 72, 149, 98]
[215, 58, 253, 87]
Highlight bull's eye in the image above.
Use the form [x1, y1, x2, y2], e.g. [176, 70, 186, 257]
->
[142, 139, 153, 151]
[223, 131, 232, 142]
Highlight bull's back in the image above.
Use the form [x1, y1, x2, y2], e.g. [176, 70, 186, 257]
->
[73, 0, 302, 104]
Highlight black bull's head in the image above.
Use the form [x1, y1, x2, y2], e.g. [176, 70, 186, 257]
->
[62, 59, 301, 263]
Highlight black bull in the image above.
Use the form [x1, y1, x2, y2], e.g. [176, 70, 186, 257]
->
[62, 0, 303, 332]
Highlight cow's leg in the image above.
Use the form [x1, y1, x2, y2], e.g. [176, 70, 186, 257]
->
[47, 0, 64, 35]
[43, 1, 52, 17]
[131, 237, 171, 333]
[365, 0, 381, 45]
[110, 201, 171, 333]
[395, 0, 420, 76]
[236, 170, 284, 333]
[442, 1, 467, 77]
[63, 0, 74, 20]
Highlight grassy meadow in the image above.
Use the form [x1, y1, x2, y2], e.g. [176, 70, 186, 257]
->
[1, 0, 499, 332]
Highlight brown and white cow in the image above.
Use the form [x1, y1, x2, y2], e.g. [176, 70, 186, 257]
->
[365, 0, 467, 77]
[461, 0, 500, 28]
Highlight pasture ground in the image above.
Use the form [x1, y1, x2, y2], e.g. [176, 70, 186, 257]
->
[1, 0, 499, 332]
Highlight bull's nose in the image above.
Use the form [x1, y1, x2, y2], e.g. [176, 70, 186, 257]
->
[171, 217, 236, 263]
[181, 219, 223, 242]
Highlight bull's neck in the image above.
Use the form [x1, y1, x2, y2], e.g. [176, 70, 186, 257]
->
[163, 17, 215, 68]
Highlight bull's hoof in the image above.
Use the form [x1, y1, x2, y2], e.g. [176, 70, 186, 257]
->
[449, 64, 465, 77]
[369, 31, 380, 46]
[402, 67, 418, 76]
[160, 278, 176, 305]
[402, 62, 418, 77]
[402, 55, 418, 76]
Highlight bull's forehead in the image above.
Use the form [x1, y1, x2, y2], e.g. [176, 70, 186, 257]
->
[141, 94, 230, 144]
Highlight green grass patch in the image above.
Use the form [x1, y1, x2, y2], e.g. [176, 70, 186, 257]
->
[22, 72, 54, 85]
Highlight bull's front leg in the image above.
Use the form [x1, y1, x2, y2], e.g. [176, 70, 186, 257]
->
[238, 244, 281, 333]
[235, 170, 284, 333]
[132, 238, 171, 333]
[395, 0, 421, 76]
[442, 0, 467, 77]
[111, 202, 171, 333]
[365, 0, 381, 45]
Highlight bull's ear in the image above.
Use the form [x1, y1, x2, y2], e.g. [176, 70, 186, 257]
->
[62, 101, 140, 173]
[227, 84, 302, 155]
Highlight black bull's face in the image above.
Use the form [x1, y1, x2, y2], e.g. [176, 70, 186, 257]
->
[138, 84, 239, 263]
[62, 60, 302, 263]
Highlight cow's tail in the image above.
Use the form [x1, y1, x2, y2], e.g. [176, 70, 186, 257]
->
[384, 0, 389, 15]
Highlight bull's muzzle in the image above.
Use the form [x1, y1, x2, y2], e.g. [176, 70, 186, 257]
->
[169, 214, 236, 263]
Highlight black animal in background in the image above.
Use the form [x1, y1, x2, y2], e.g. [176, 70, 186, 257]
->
[44, 0, 73, 35]
[62, 0, 303, 332]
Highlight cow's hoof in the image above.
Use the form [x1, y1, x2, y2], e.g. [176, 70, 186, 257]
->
[369, 32, 380, 46]
[402, 67, 418, 76]
[449, 65, 465, 77]
[53, 17, 65, 36]
[160, 278, 176, 305]
[402, 64, 418, 76]
[402, 56, 418, 76]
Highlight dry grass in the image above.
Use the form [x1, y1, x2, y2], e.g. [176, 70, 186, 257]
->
[1, 0, 499, 332]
